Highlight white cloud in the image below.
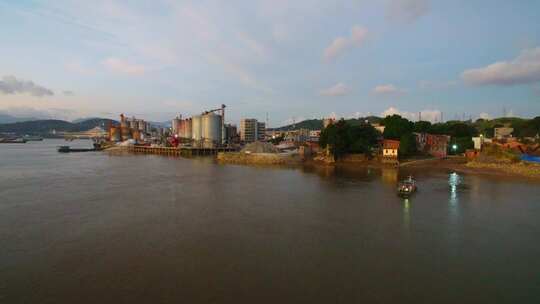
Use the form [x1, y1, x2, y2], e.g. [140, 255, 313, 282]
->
[462, 47, 540, 86]
[372, 84, 406, 96]
[63, 90, 74, 96]
[386, 0, 431, 23]
[418, 80, 457, 90]
[479, 112, 491, 120]
[102, 57, 145, 76]
[381, 107, 442, 122]
[324, 25, 368, 62]
[0, 75, 54, 97]
[320, 83, 350, 96]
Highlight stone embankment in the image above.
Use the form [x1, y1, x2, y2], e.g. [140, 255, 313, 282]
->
[217, 152, 301, 165]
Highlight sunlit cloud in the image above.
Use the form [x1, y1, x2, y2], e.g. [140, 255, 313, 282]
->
[324, 25, 368, 62]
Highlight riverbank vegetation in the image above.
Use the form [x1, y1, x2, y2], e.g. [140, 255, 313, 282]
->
[319, 119, 379, 160]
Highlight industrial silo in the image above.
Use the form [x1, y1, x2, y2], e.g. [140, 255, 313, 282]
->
[185, 118, 192, 139]
[172, 117, 180, 135]
[110, 126, 121, 142]
[177, 119, 185, 138]
[192, 115, 202, 141]
[202, 113, 222, 144]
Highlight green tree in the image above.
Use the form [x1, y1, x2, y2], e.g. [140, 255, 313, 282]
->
[399, 133, 417, 157]
[382, 115, 414, 140]
[347, 123, 379, 155]
[319, 119, 379, 160]
[413, 120, 432, 133]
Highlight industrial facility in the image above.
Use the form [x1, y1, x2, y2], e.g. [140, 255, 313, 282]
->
[171, 104, 234, 148]
[109, 114, 151, 142]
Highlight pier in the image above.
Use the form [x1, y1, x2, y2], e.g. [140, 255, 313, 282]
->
[125, 145, 237, 156]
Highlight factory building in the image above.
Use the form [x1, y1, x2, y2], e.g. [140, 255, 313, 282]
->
[224, 124, 238, 144]
[110, 114, 150, 142]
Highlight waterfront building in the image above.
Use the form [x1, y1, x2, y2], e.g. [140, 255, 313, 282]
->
[240, 119, 265, 143]
[224, 124, 238, 144]
[382, 139, 400, 164]
[371, 123, 385, 134]
[414, 133, 450, 158]
[472, 136, 492, 150]
[494, 127, 514, 140]
[257, 122, 266, 141]
[309, 130, 321, 142]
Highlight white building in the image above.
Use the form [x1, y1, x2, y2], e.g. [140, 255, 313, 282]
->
[494, 127, 514, 139]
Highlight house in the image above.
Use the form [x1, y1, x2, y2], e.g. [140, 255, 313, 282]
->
[382, 139, 400, 164]
[426, 134, 450, 158]
[494, 127, 513, 140]
[472, 136, 492, 150]
[415, 133, 450, 158]
[371, 123, 386, 134]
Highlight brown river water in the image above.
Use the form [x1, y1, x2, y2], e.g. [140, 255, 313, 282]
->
[1, 139, 539, 303]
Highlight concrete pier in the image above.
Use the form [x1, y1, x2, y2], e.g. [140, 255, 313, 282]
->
[125, 145, 237, 157]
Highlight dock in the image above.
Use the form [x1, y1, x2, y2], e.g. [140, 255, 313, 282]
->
[125, 145, 237, 156]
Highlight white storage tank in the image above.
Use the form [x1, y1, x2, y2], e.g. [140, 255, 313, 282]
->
[185, 118, 192, 139]
[191, 115, 202, 140]
[202, 113, 222, 144]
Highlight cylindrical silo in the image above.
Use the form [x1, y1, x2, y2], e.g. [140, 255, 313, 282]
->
[202, 113, 222, 144]
[132, 129, 141, 141]
[185, 118, 192, 139]
[172, 118, 180, 135]
[177, 119, 185, 138]
[192, 115, 202, 141]
[110, 126, 121, 142]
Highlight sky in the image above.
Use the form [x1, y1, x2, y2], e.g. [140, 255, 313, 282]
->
[0, 0, 539, 126]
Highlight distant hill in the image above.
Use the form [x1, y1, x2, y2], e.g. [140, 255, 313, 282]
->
[0, 113, 41, 124]
[0, 118, 118, 135]
[275, 116, 383, 131]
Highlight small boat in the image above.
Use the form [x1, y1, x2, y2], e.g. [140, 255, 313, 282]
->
[0, 137, 27, 143]
[398, 176, 417, 197]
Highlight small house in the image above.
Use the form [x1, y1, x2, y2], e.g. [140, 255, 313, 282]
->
[382, 139, 400, 164]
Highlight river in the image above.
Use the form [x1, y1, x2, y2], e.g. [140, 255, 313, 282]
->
[1, 139, 539, 303]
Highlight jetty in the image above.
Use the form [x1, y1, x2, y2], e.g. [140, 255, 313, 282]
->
[125, 145, 237, 156]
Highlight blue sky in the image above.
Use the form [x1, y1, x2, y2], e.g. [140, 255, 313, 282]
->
[0, 0, 539, 126]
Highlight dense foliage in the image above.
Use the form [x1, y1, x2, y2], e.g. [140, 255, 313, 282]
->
[319, 119, 379, 159]
[276, 116, 382, 131]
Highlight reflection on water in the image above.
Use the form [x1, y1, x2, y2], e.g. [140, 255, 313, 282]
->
[381, 167, 398, 185]
[448, 172, 462, 219]
[402, 198, 411, 232]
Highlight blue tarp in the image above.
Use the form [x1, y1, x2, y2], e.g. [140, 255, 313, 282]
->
[521, 154, 540, 163]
